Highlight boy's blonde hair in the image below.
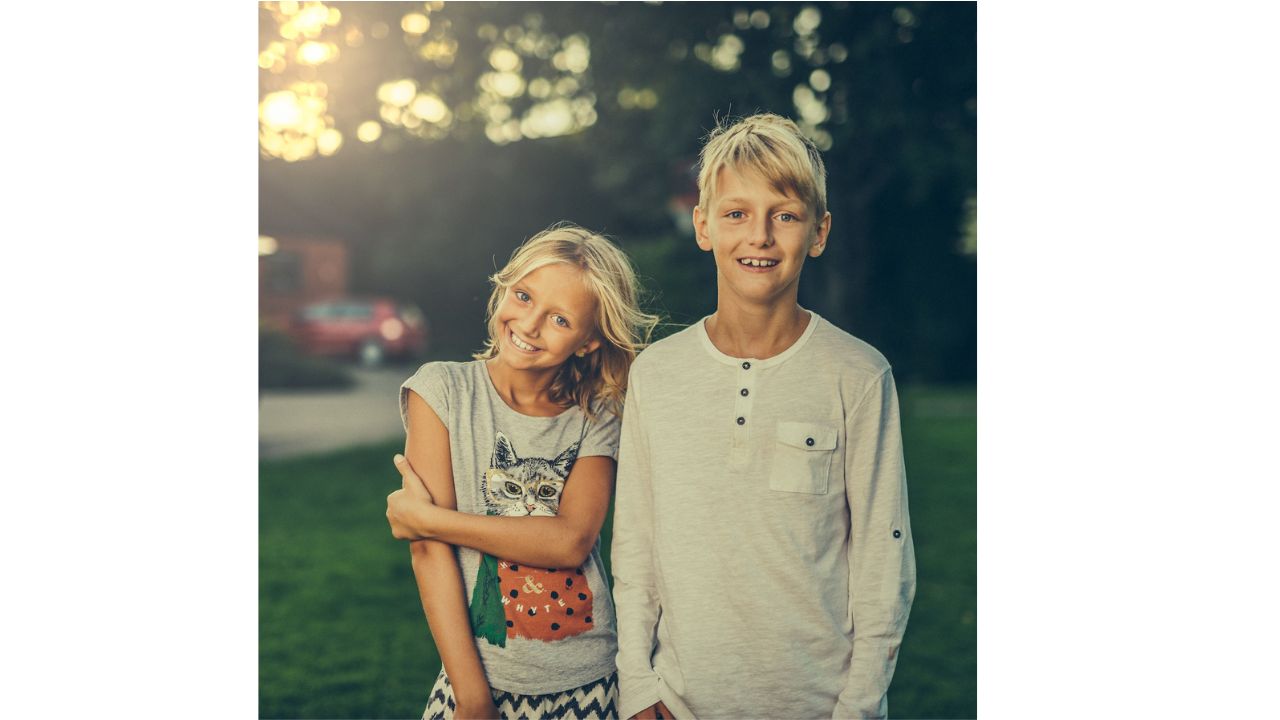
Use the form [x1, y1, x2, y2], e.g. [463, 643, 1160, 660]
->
[474, 223, 659, 417]
[696, 113, 828, 221]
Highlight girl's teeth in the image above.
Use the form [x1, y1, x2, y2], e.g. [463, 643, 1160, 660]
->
[511, 332, 537, 351]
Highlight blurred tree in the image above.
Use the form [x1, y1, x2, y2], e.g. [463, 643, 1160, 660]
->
[259, 1, 975, 380]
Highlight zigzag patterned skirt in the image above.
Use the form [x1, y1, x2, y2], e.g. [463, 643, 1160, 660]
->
[422, 668, 618, 720]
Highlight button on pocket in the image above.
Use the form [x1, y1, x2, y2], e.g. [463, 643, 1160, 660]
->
[769, 421, 837, 494]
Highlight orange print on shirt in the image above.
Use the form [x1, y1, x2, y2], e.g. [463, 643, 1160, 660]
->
[496, 561, 594, 642]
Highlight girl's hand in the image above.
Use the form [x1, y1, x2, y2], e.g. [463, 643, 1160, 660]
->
[454, 694, 501, 720]
[386, 454, 437, 540]
[394, 453, 437, 505]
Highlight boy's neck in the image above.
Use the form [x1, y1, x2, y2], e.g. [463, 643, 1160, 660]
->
[705, 301, 812, 360]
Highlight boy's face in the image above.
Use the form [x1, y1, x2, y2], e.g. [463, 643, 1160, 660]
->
[693, 166, 831, 310]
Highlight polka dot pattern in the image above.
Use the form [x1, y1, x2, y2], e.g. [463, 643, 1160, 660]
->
[495, 560, 595, 642]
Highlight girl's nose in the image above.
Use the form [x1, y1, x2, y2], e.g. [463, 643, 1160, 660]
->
[516, 313, 540, 337]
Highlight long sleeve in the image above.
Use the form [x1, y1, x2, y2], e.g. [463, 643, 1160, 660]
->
[835, 369, 917, 719]
[611, 367, 664, 720]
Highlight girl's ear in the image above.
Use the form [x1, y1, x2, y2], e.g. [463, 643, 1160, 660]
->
[577, 337, 602, 357]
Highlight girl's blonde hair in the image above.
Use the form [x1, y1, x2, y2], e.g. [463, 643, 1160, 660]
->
[473, 223, 659, 417]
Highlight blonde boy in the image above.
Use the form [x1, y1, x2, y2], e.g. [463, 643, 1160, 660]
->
[611, 114, 916, 719]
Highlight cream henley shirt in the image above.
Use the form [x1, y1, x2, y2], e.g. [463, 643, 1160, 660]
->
[611, 311, 916, 720]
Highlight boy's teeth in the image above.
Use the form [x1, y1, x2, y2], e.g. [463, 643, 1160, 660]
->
[740, 258, 776, 267]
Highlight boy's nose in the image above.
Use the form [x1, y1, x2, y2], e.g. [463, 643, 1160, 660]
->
[746, 218, 774, 247]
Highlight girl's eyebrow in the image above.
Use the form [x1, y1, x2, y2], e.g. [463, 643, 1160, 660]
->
[515, 282, 578, 320]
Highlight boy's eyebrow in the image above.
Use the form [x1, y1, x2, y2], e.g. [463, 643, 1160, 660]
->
[716, 196, 806, 209]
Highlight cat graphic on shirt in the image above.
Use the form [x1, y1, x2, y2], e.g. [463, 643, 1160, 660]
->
[470, 432, 597, 645]
[481, 432, 577, 516]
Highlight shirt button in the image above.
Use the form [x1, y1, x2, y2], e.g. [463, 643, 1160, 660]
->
[741, 361, 751, 370]
[736, 416, 746, 426]
[893, 529, 902, 539]
[740, 388, 749, 397]
[805, 437, 814, 446]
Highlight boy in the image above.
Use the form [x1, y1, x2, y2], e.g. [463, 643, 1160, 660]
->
[611, 114, 916, 720]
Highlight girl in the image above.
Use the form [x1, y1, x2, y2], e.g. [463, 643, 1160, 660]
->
[386, 224, 658, 720]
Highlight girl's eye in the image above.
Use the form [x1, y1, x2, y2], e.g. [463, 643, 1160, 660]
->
[552, 315, 569, 328]
[514, 290, 530, 302]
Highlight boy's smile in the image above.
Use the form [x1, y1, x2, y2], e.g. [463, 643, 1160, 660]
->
[694, 167, 831, 308]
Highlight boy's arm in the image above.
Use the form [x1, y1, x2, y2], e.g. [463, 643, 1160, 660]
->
[401, 391, 498, 718]
[610, 370, 666, 720]
[393, 454, 615, 570]
[835, 370, 917, 720]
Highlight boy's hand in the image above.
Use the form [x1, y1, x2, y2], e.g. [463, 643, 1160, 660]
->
[386, 454, 436, 539]
[631, 701, 674, 720]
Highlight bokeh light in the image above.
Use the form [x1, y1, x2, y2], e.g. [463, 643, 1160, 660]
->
[401, 13, 430, 35]
[810, 69, 831, 92]
[356, 121, 382, 143]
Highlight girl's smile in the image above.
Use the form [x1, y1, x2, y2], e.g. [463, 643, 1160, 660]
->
[507, 326, 542, 354]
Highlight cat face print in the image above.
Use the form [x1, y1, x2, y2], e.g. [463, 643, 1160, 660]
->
[482, 432, 580, 517]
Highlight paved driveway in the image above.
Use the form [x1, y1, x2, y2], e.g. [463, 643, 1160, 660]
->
[259, 365, 414, 460]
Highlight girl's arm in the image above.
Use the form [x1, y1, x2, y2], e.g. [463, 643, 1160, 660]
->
[392, 453, 615, 570]
[398, 392, 498, 719]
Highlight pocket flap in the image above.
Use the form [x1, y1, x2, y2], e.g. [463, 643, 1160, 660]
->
[776, 421, 837, 451]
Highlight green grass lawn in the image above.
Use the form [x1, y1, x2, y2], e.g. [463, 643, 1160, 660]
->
[260, 385, 975, 719]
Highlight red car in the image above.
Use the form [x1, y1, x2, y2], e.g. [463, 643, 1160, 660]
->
[292, 298, 428, 366]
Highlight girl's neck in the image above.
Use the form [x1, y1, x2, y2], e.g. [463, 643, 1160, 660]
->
[705, 302, 810, 360]
[484, 357, 568, 416]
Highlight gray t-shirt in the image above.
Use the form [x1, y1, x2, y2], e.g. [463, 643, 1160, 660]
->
[400, 360, 621, 695]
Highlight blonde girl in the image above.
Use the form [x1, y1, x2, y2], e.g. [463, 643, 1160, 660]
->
[386, 223, 657, 719]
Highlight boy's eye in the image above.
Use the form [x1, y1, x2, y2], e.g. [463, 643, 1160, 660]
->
[726, 210, 745, 219]
[777, 213, 799, 223]
[514, 290, 530, 302]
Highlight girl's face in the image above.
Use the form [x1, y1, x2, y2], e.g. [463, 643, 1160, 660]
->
[494, 262, 601, 372]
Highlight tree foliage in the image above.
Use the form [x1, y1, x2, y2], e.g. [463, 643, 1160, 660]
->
[260, 1, 975, 380]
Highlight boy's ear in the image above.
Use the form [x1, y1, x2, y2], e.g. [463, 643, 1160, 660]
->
[808, 212, 833, 258]
[693, 206, 713, 252]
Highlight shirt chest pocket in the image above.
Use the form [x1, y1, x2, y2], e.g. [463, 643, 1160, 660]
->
[769, 421, 838, 495]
